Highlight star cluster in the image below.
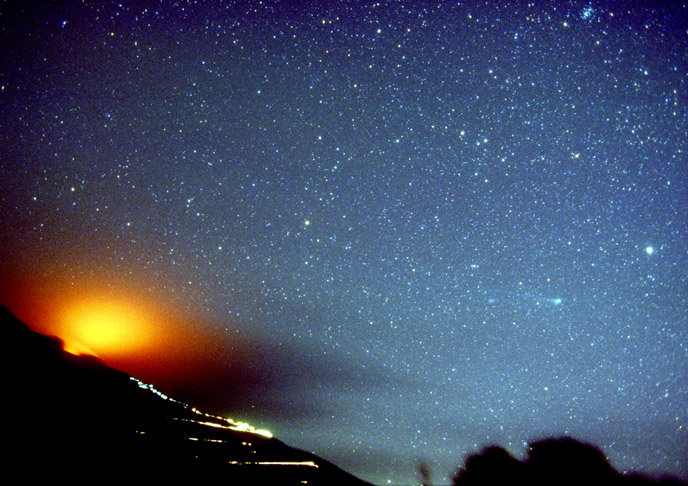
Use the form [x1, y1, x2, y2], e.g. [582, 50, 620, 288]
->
[1, 1, 686, 484]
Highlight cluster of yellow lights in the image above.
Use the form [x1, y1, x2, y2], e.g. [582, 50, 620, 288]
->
[188, 407, 273, 439]
[228, 461, 318, 468]
[131, 378, 319, 473]
[131, 378, 272, 439]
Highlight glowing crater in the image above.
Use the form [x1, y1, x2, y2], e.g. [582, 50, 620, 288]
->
[58, 296, 154, 357]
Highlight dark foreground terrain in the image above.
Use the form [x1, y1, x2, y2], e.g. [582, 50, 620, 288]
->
[3, 305, 685, 486]
[1, 306, 371, 485]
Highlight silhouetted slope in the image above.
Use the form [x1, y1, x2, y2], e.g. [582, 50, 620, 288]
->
[452, 437, 687, 486]
[0, 306, 372, 485]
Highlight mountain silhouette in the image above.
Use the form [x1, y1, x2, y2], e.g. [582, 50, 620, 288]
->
[0, 306, 371, 485]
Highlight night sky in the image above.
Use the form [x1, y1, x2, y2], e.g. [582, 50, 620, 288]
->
[1, 1, 687, 484]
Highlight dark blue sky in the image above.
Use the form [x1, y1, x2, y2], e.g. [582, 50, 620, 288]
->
[1, 1, 686, 483]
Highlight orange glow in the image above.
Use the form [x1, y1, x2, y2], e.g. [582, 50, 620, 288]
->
[58, 296, 155, 357]
[0, 269, 245, 391]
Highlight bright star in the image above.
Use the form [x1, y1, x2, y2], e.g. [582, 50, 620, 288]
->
[645, 246, 654, 255]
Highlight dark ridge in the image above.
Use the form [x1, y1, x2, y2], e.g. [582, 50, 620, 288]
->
[0, 306, 372, 485]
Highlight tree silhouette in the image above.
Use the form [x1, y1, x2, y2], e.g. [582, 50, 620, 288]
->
[418, 459, 432, 486]
[452, 437, 687, 486]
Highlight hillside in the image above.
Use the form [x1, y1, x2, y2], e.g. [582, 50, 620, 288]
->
[1, 306, 371, 485]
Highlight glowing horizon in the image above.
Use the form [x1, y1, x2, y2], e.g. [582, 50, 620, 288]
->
[0, 275, 210, 383]
[57, 296, 155, 358]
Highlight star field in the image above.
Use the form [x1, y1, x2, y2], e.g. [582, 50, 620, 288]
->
[1, 1, 686, 484]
